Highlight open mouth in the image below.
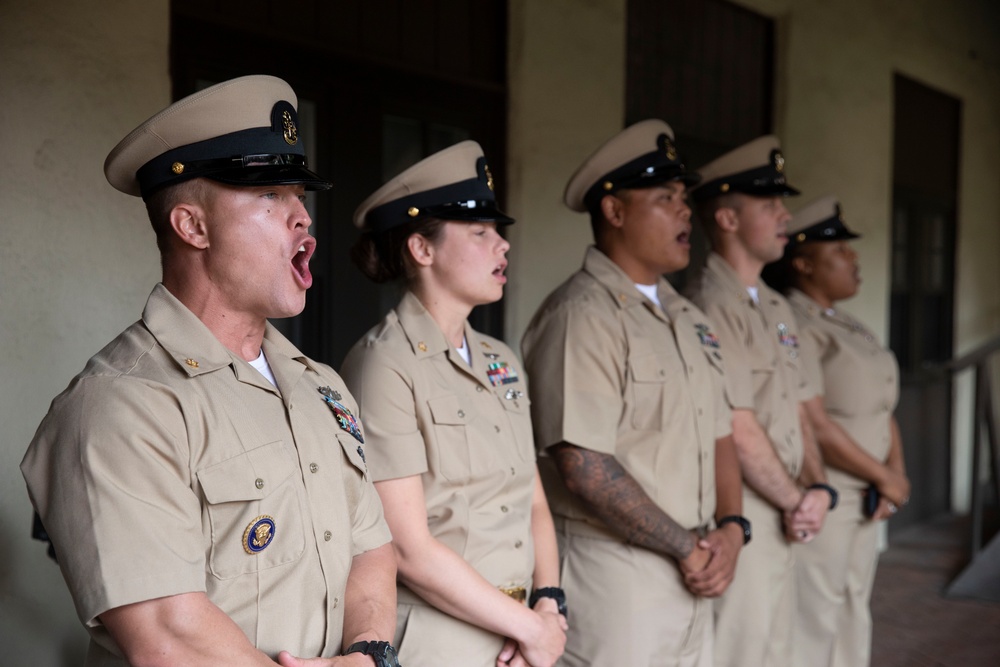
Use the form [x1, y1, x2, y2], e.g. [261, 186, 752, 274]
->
[493, 261, 508, 282]
[677, 228, 691, 245]
[292, 238, 316, 288]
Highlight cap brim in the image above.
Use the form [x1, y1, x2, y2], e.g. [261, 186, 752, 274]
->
[207, 164, 332, 190]
[438, 205, 515, 225]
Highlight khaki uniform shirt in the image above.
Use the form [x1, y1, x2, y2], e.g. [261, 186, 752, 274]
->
[788, 289, 899, 491]
[521, 247, 731, 532]
[340, 291, 537, 591]
[21, 284, 390, 665]
[688, 252, 812, 476]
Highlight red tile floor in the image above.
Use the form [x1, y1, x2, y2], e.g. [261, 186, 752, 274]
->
[870, 515, 1000, 666]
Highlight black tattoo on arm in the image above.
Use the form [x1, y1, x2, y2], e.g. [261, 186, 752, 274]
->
[551, 442, 695, 561]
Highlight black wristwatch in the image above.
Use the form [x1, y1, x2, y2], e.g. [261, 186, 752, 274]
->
[345, 640, 401, 667]
[528, 586, 568, 619]
[717, 515, 752, 545]
[809, 483, 840, 510]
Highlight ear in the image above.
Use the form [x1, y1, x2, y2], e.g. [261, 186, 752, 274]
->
[791, 254, 813, 277]
[599, 194, 627, 230]
[168, 203, 210, 250]
[714, 205, 739, 234]
[406, 232, 435, 268]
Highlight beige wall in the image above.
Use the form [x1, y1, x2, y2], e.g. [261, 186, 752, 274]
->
[0, 0, 170, 662]
[3, 0, 999, 662]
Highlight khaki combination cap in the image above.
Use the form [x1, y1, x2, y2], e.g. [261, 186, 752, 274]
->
[353, 140, 513, 233]
[563, 119, 699, 213]
[105, 75, 331, 199]
[692, 135, 799, 202]
[788, 195, 860, 246]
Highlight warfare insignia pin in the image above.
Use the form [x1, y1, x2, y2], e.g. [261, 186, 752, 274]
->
[483, 352, 500, 360]
[480, 341, 493, 349]
[776, 323, 799, 348]
[243, 515, 276, 554]
[318, 386, 342, 401]
[282, 110, 298, 146]
[504, 388, 525, 400]
[695, 323, 720, 348]
[486, 361, 519, 387]
[319, 387, 364, 443]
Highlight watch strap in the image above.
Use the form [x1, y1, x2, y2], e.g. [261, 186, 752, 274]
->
[345, 640, 400, 667]
[528, 586, 568, 618]
[717, 514, 752, 545]
[809, 483, 839, 510]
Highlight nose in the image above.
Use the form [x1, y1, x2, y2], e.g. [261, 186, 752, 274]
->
[291, 194, 312, 230]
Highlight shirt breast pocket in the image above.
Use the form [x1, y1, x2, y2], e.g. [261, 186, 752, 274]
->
[500, 392, 536, 464]
[198, 440, 307, 579]
[427, 394, 473, 481]
[628, 353, 667, 431]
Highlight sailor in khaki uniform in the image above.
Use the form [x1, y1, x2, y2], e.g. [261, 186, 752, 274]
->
[522, 120, 746, 667]
[686, 137, 835, 667]
[20, 76, 399, 667]
[762, 196, 910, 667]
[341, 142, 567, 667]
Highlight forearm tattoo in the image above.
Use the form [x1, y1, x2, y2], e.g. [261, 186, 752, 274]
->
[551, 443, 695, 560]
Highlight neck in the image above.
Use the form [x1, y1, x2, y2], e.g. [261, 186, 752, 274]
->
[714, 244, 763, 288]
[798, 282, 834, 310]
[163, 276, 267, 362]
[601, 244, 664, 285]
[409, 285, 471, 348]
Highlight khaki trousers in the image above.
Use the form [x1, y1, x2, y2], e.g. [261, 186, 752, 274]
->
[793, 490, 879, 667]
[393, 588, 507, 667]
[556, 518, 713, 667]
[713, 489, 795, 667]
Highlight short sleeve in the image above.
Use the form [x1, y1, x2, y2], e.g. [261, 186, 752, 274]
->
[522, 298, 626, 455]
[21, 377, 206, 627]
[340, 343, 429, 482]
[796, 321, 825, 401]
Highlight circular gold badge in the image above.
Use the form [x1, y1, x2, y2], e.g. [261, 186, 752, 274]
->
[243, 515, 276, 554]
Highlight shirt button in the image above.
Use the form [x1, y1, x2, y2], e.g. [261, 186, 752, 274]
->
[510, 467, 516, 476]
[515, 540, 523, 548]
[324, 531, 332, 541]
[495, 425, 501, 433]
[458, 409, 465, 418]
[501, 505, 509, 513]
[659, 369, 666, 376]
[476, 386, 484, 392]
[688, 366, 695, 373]
[333, 597, 339, 608]
[697, 408, 703, 416]
[255, 478, 264, 490]
[309, 463, 319, 473]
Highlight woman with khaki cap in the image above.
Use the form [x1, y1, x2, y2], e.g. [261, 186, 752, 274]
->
[340, 141, 567, 667]
[763, 195, 910, 667]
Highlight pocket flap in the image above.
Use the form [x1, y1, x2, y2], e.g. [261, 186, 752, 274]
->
[427, 394, 470, 425]
[629, 354, 666, 383]
[198, 441, 296, 504]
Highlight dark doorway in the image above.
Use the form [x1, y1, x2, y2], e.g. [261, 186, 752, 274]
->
[170, 0, 508, 368]
[626, 0, 775, 288]
[889, 74, 962, 532]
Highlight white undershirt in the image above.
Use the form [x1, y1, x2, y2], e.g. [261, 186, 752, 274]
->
[249, 349, 278, 387]
[746, 286, 760, 304]
[635, 283, 661, 307]
[455, 336, 471, 365]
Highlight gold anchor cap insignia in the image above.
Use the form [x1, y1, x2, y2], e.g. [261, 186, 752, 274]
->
[485, 164, 495, 191]
[774, 151, 785, 173]
[282, 109, 298, 146]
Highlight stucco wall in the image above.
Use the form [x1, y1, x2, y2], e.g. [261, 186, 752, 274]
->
[0, 0, 170, 662]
